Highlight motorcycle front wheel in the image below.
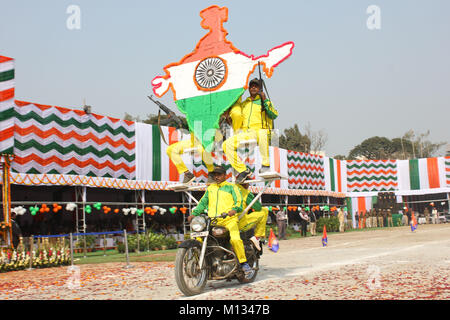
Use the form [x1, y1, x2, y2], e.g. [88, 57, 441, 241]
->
[175, 247, 208, 296]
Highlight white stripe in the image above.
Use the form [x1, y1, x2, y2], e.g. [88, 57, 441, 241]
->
[365, 196, 372, 211]
[135, 122, 153, 181]
[162, 43, 294, 100]
[0, 79, 14, 92]
[0, 117, 14, 129]
[0, 137, 14, 151]
[0, 60, 14, 73]
[396, 160, 410, 191]
[323, 157, 331, 191]
[279, 148, 288, 189]
[418, 158, 430, 189]
[0, 99, 14, 112]
[438, 157, 446, 189]
[340, 160, 347, 193]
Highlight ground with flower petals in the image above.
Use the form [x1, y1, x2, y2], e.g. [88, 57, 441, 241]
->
[1, 224, 449, 300]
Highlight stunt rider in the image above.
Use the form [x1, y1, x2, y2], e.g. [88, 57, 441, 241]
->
[188, 165, 255, 279]
[166, 107, 235, 184]
[237, 183, 269, 252]
[223, 78, 279, 184]
[166, 133, 215, 184]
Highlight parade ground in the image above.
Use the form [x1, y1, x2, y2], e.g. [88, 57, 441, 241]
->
[0, 223, 449, 300]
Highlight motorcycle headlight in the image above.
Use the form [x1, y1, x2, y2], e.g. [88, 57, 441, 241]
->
[190, 216, 206, 232]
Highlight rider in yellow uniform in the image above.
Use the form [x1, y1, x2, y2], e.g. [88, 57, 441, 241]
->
[223, 78, 278, 183]
[189, 165, 254, 279]
[167, 109, 234, 184]
[237, 183, 268, 251]
[166, 133, 215, 183]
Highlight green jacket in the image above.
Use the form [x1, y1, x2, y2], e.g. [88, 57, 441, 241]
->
[192, 181, 243, 218]
[229, 94, 278, 131]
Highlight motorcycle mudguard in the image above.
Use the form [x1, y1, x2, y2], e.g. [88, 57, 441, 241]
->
[177, 239, 202, 249]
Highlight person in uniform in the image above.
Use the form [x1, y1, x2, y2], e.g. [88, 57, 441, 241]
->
[338, 207, 345, 232]
[424, 207, 430, 224]
[366, 209, 372, 228]
[237, 183, 269, 248]
[188, 165, 254, 279]
[387, 209, 394, 227]
[378, 209, 384, 228]
[372, 208, 378, 228]
[222, 78, 278, 183]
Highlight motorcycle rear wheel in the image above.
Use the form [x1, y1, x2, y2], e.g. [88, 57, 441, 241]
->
[236, 257, 259, 283]
[175, 247, 208, 296]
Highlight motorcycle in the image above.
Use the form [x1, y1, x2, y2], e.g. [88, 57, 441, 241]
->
[174, 213, 261, 296]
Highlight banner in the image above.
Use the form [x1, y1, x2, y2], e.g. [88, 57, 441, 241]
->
[0, 56, 15, 155]
[324, 157, 347, 193]
[346, 159, 398, 192]
[287, 150, 325, 190]
[12, 101, 136, 179]
[446, 156, 450, 187]
[397, 158, 446, 191]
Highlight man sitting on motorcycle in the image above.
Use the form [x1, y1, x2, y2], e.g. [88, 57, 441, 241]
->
[188, 165, 255, 279]
[237, 183, 269, 252]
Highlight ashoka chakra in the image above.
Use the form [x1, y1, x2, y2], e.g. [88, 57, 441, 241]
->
[195, 57, 226, 90]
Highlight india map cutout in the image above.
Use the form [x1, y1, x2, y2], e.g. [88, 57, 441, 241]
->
[152, 5, 294, 151]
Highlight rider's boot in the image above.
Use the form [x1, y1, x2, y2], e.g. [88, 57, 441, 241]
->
[250, 236, 262, 251]
[241, 262, 255, 280]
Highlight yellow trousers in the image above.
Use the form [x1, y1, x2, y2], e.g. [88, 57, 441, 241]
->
[238, 207, 269, 239]
[222, 129, 270, 173]
[216, 215, 247, 263]
[166, 138, 214, 174]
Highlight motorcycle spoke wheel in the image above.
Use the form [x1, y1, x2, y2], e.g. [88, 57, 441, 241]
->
[175, 247, 207, 296]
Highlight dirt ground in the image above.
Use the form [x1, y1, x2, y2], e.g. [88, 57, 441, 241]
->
[1, 224, 449, 300]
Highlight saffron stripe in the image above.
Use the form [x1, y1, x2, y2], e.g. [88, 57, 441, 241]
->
[426, 157, 440, 189]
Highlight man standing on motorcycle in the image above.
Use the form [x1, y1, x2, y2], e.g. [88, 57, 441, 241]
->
[222, 78, 278, 183]
[188, 165, 255, 279]
[237, 183, 269, 252]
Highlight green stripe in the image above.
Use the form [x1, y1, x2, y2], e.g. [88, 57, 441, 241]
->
[0, 69, 14, 82]
[14, 140, 135, 161]
[176, 87, 245, 152]
[0, 146, 13, 155]
[287, 155, 323, 165]
[15, 112, 135, 138]
[346, 198, 352, 215]
[347, 175, 398, 182]
[372, 196, 378, 204]
[409, 159, 420, 190]
[329, 158, 336, 191]
[288, 171, 325, 179]
[152, 125, 161, 181]
[0, 107, 15, 120]
[347, 162, 396, 169]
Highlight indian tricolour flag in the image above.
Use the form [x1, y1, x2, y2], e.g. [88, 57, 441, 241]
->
[0, 56, 15, 154]
[397, 158, 446, 191]
[151, 6, 294, 152]
[324, 157, 347, 193]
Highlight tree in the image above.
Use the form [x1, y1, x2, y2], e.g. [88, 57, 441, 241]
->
[279, 124, 311, 152]
[348, 130, 446, 160]
[304, 121, 328, 153]
[334, 155, 347, 160]
[348, 136, 396, 160]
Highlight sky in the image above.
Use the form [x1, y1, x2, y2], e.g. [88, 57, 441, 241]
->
[1, 0, 449, 157]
